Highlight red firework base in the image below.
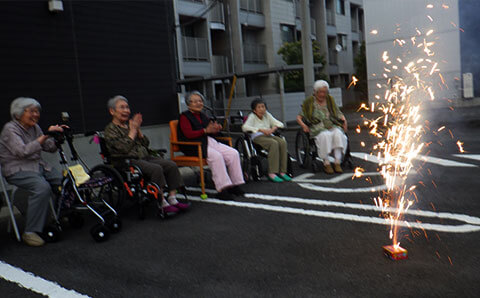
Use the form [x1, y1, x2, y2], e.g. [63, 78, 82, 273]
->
[383, 245, 408, 260]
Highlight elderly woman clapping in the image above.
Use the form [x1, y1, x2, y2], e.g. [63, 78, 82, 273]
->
[296, 80, 348, 174]
[0, 97, 64, 246]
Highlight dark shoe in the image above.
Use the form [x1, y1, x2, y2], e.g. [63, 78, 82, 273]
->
[229, 186, 245, 196]
[174, 202, 191, 211]
[22, 232, 45, 247]
[217, 189, 236, 201]
[162, 205, 179, 216]
[324, 164, 334, 174]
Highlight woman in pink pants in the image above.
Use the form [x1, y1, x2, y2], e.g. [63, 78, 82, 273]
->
[178, 91, 245, 200]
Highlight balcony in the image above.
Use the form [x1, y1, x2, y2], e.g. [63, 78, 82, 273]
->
[182, 36, 209, 61]
[326, 9, 335, 26]
[240, 0, 263, 14]
[243, 43, 266, 64]
[212, 55, 230, 75]
[177, 0, 207, 18]
[210, 2, 225, 30]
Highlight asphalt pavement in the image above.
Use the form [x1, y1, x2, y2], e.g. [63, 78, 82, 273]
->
[1, 105, 480, 297]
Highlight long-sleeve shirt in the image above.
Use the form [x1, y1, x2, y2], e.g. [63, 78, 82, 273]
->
[104, 122, 150, 161]
[0, 120, 57, 177]
[242, 111, 284, 137]
[179, 113, 207, 139]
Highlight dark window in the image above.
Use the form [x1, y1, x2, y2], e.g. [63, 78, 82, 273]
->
[336, 0, 345, 15]
[280, 24, 295, 43]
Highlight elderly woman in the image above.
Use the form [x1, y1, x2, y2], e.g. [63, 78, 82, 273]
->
[0, 97, 64, 246]
[296, 80, 348, 174]
[178, 91, 244, 200]
[242, 98, 291, 182]
[104, 95, 189, 215]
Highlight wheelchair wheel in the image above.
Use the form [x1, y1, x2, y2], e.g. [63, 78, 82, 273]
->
[88, 165, 126, 210]
[295, 130, 311, 169]
[43, 223, 62, 243]
[90, 224, 110, 242]
[235, 137, 252, 182]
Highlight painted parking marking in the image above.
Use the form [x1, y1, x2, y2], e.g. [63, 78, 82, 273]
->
[292, 172, 382, 184]
[180, 194, 480, 233]
[351, 152, 477, 167]
[292, 172, 388, 193]
[453, 154, 480, 162]
[0, 260, 90, 298]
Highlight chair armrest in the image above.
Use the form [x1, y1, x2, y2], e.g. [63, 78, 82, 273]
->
[171, 141, 202, 146]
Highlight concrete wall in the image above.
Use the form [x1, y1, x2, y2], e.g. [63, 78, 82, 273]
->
[364, 0, 461, 107]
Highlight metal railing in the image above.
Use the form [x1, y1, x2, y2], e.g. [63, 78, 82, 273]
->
[182, 36, 209, 61]
[326, 9, 335, 26]
[328, 49, 338, 65]
[243, 43, 266, 63]
[240, 0, 263, 14]
[210, 2, 224, 24]
[212, 55, 229, 74]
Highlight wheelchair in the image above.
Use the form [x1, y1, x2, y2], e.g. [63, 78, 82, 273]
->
[44, 128, 122, 243]
[231, 112, 293, 182]
[295, 122, 353, 173]
[91, 132, 188, 220]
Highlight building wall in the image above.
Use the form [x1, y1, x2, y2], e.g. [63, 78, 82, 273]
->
[459, 0, 480, 97]
[364, 0, 461, 106]
[0, 1, 178, 132]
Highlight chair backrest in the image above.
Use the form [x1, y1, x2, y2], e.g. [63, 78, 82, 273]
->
[97, 135, 112, 164]
[169, 120, 180, 153]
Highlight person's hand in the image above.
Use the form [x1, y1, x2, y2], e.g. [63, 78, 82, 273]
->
[260, 128, 273, 136]
[213, 122, 222, 132]
[302, 124, 310, 133]
[47, 124, 64, 133]
[129, 113, 143, 131]
[205, 121, 217, 134]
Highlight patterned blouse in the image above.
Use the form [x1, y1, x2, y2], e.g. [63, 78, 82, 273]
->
[299, 101, 344, 137]
[104, 122, 150, 161]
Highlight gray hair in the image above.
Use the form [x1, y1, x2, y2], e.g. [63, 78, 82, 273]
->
[10, 97, 41, 120]
[107, 95, 128, 110]
[313, 80, 330, 92]
[185, 91, 205, 106]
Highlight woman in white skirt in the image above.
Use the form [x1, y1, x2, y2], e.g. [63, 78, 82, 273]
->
[296, 80, 348, 174]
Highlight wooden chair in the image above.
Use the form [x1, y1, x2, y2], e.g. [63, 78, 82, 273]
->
[169, 120, 232, 199]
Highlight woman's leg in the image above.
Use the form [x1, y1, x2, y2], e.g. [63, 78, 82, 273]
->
[7, 171, 52, 233]
[331, 128, 347, 164]
[314, 130, 333, 164]
[145, 156, 184, 191]
[132, 159, 166, 189]
[272, 136, 288, 173]
[207, 138, 233, 192]
[207, 137, 244, 189]
[253, 135, 280, 174]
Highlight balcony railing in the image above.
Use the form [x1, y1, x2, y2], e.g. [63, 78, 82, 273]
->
[182, 36, 209, 61]
[212, 55, 230, 75]
[328, 49, 338, 65]
[243, 43, 266, 64]
[210, 2, 225, 24]
[326, 9, 335, 26]
[240, 0, 263, 14]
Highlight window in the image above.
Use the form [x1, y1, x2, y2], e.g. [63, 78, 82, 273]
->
[338, 34, 347, 51]
[280, 24, 295, 43]
[336, 0, 345, 15]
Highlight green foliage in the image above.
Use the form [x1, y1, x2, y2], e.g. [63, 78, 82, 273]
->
[277, 40, 328, 92]
[353, 41, 368, 102]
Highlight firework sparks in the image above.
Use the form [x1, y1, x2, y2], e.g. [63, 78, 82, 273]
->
[456, 140, 465, 153]
[353, 167, 365, 179]
[348, 75, 359, 89]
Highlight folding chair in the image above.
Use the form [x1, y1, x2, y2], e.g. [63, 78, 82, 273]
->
[0, 165, 21, 242]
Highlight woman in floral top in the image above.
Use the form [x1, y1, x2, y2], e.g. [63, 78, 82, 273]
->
[296, 80, 348, 174]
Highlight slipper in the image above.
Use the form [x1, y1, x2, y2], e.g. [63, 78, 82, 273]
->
[268, 175, 283, 183]
[280, 174, 292, 182]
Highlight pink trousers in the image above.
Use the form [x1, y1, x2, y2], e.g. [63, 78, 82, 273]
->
[207, 137, 245, 192]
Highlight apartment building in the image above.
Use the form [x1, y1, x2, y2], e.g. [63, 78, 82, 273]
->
[174, 0, 365, 109]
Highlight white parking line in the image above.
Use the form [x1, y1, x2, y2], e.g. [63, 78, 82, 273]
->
[453, 154, 480, 161]
[292, 172, 382, 183]
[0, 260, 90, 298]
[180, 192, 480, 233]
[351, 152, 477, 167]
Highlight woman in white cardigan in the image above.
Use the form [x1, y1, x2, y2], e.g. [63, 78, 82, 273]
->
[241, 99, 292, 182]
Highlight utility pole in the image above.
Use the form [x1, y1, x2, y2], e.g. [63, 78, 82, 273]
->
[301, 0, 314, 96]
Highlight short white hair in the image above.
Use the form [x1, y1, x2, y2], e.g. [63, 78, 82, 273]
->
[185, 91, 205, 106]
[107, 95, 128, 110]
[10, 97, 41, 120]
[313, 80, 329, 92]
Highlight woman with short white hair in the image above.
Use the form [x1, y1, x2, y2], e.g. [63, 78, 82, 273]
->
[0, 97, 64, 246]
[296, 80, 348, 174]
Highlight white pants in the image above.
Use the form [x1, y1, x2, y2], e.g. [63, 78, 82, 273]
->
[313, 127, 347, 161]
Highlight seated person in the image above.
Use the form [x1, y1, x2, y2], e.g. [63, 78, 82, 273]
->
[0, 97, 64, 246]
[296, 80, 348, 174]
[241, 98, 292, 182]
[178, 91, 244, 200]
[104, 95, 189, 214]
